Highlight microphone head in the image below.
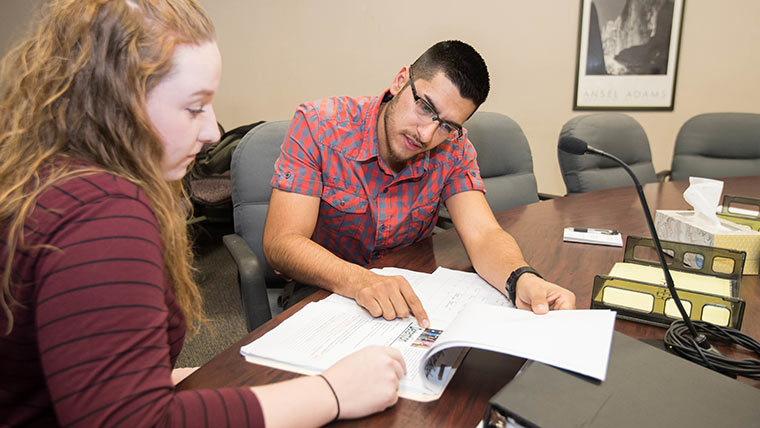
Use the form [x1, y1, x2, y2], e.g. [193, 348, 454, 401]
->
[558, 137, 589, 155]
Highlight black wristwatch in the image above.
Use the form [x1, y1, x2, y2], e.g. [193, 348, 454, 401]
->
[505, 266, 543, 304]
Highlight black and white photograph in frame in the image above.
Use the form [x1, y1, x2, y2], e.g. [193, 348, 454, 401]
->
[574, 0, 685, 110]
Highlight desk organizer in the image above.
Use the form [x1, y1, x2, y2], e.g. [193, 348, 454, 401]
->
[717, 195, 760, 232]
[590, 236, 746, 329]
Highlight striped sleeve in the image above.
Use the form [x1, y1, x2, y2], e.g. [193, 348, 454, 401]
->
[33, 178, 263, 427]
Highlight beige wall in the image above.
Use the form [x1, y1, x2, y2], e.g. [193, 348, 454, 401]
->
[199, 0, 760, 196]
[0, 0, 42, 54]
[3, 1, 759, 195]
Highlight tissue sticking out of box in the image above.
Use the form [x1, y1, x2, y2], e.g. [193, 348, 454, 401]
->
[656, 180, 760, 275]
[683, 177, 730, 232]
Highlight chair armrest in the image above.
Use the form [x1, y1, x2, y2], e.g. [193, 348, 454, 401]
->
[436, 216, 455, 230]
[656, 170, 671, 182]
[538, 192, 562, 200]
[436, 204, 455, 230]
[223, 233, 272, 331]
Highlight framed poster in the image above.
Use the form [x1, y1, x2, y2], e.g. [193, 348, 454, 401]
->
[573, 0, 685, 110]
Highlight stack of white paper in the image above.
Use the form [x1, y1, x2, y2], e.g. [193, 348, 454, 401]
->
[240, 267, 616, 401]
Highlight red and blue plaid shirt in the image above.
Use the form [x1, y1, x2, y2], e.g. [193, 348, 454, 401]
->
[271, 90, 484, 265]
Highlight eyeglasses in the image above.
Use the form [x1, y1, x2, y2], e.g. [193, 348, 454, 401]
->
[408, 68, 463, 141]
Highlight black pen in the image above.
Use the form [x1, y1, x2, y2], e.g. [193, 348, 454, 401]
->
[573, 227, 620, 235]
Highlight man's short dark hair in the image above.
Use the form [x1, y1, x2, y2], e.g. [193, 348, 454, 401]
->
[410, 40, 490, 107]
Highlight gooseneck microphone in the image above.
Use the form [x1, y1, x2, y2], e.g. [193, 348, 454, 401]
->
[558, 136, 710, 349]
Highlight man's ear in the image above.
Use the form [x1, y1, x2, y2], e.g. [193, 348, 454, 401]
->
[389, 66, 410, 96]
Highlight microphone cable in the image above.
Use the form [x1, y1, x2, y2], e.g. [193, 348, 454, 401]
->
[664, 320, 760, 380]
[558, 137, 760, 380]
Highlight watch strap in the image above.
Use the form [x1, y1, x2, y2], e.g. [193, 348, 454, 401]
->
[506, 266, 543, 304]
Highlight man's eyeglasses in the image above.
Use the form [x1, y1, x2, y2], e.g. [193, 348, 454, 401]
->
[408, 68, 463, 141]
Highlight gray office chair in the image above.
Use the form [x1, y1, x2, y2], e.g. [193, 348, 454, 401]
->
[438, 111, 540, 228]
[669, 113, 760, 182]
[223, 120, 314, 331]
[558, 113, 658, 194]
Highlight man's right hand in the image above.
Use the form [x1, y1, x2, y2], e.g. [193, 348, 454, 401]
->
[263, 189, 429, 326]
[353, 273, 429, 328]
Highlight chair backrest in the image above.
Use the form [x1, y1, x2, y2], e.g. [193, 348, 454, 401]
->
[670, 112, 760, 182]
[463, 111, 539, 212]
[558, 113, 657, 194]
[230, 120, 290, 285]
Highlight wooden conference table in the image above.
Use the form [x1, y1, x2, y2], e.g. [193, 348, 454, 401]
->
[178, 176, 760, 427]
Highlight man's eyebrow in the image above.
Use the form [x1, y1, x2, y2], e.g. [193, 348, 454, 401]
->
[424, 94, 463, 128]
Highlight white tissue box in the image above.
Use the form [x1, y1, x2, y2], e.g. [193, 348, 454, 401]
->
[655, 210, 760, 275]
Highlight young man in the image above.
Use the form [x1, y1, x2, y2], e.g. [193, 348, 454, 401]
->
[263, 41, 575, 328]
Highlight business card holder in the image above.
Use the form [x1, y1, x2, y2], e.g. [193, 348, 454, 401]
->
[590, 236, 746, 329]
[717, 195, 760, 232]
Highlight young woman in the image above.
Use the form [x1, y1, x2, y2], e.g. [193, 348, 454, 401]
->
[0, 1, 405, 426]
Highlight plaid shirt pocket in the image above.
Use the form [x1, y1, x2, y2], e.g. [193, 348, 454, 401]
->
[398, 202, 437, 243]
[318, 185, 370, 256]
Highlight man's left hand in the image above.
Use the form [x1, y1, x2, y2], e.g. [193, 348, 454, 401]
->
[514, 274, 576, 314]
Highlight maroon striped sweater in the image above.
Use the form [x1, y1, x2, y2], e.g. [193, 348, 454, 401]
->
[1, 172, 263, 427]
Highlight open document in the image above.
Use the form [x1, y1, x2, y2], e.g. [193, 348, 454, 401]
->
[240, 267, 616, 401]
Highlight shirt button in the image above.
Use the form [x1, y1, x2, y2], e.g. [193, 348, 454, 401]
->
[340, 200, 345, 206]
[379, 225, 385, 231]
[285, 172, 292, 178]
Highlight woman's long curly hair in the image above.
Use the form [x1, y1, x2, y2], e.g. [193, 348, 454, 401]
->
[0, 0, 215, 334]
